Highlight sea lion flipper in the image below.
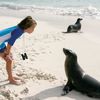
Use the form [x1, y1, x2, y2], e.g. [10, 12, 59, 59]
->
[61, 91, 68, 96]
[62, 81, 74, 96]
[61, 85, 71, 96]
[62, 31, 68, 33]
[63, 85, 70, 92]
[61, 86, 69, 96]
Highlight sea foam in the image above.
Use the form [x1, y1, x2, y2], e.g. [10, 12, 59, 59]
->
[0, 2, 100, 18]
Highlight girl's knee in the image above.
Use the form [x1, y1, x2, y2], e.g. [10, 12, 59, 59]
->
[4, 55, 13, 63]
[6, 58, 13, 63]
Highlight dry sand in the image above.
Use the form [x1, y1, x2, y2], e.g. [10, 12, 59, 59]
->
[0, 15, 100, 100]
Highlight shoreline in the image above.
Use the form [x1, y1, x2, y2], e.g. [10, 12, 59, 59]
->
[4, 9, 100, 44]
[0, 2, 100, 18]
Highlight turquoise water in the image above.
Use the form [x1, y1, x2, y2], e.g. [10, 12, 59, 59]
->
[0, 0, 100, 17]
[0, 0, 100, 8]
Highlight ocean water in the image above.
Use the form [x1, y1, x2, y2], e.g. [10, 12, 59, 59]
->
[0, 0, 100, 8]
[0, 0, 100, 18]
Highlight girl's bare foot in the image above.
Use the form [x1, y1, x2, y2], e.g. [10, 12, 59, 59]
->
[8, 76, 23, 81]
[9, 79, 21, 85]
[13, 76, 21, 80]
[13, 76, 25, 83]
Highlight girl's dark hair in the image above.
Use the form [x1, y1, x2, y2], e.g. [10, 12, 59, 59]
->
[18, 16, 37, 30]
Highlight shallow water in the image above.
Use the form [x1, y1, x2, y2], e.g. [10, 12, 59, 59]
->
[0, 0, 100, 18]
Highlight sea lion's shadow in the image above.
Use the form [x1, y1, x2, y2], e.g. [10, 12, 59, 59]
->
[62, 31, 83, 34]
[22, 85, 96, 100]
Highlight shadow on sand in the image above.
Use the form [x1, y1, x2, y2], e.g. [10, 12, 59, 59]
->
[0, 80, 10, 87]
[21, 85, 98, 100]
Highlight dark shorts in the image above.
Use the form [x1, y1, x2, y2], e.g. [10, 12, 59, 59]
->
[0, 46, 6, 53]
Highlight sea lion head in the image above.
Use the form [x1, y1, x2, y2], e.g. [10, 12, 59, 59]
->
[77, 18, 83, 22]
[63, 48, 77, 62]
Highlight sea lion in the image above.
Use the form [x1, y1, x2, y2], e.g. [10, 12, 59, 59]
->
[63, 18, 83, 33]
[62, 48, 100, 98]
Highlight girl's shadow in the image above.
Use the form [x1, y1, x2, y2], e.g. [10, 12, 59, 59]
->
[21, 85, 98, 100]
[0, 80, 9, 86]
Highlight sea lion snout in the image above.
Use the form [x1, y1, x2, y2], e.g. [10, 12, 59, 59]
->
[77, 18, 83, 21]
[63, 48, 77, 61]
[63, 48, 71, 55]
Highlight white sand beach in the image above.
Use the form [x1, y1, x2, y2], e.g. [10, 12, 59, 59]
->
[0, 14, 100, 100]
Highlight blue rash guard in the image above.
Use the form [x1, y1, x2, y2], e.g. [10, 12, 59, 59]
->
[0, 26, 24, 53]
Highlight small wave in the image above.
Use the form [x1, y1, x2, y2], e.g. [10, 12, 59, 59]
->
[0, 2, 29, 10]
[0, 2, 100, 18]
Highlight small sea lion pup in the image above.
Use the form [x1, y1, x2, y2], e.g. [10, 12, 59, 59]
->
[63, 18, 82, 33]
[62, 48, 100, 98]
